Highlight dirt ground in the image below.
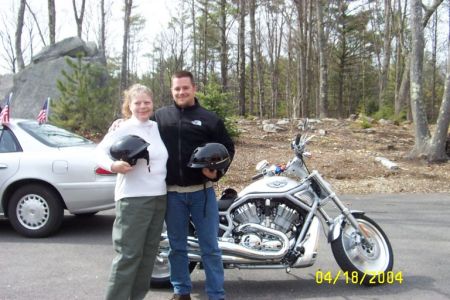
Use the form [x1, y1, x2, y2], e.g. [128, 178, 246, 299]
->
[217, 118, 450, 195]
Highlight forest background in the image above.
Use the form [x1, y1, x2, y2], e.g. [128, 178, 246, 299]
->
[0, 0, 449, 163]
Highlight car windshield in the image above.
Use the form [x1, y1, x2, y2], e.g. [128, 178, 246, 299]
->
[18, 121, 94, 147]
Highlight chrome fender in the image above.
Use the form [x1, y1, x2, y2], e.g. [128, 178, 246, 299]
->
[328, 210, 365, 242]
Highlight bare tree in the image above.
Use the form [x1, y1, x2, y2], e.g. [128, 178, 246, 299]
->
[249, 0, 256, 115]
[0, 15, 16, 73]
[250, 0, 265, 117]
[294, 0, 306, 118]
[378, 0, 392, 108]
[397, 0, 443, 117]
[72, 0, 86, 39]
[219, 0, 228, 92]
[22, 2, 46, 46]
[48, 0, 55, 45]
[238, 0, 246, 115]
[191, 0, 198, 78]
[15, 0, 26, 71]
[120, 0, 133, 93]
[428, 17, 450, 162]
[409, 0, 448, 161]
[394, 0, 408, 116]
[99, 0, 106, 59]
[316, 0, 329, 118]
[265, 4, 284, 118]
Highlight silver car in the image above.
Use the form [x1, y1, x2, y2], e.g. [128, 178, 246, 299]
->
[0, 119, 116, 237]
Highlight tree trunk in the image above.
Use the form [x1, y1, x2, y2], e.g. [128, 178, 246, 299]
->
[191, 0, 198, 77]
[15, 0, 26, 71]
[428, 3, 450, 162]
[249, 0, 256, 115]
[202, 0, 208, 90]
[219, 0, 228, 92]
[378, 0, 392, 108]
[294, 0, 306, 118]
[99, 0, 106, 60]
[397, 0, 443, 116]
[316, 0, 328, 118]
[394, 0, 406, 116]
[120, 0, 133, 94]
[238, 0, 246, 116]
[430, 12, 437, 121]
[48, 0, 55, 45]
[24, 2, 46, 46]
[409, 0, 444, 158]
[72, 0, 86, 39]
[409, 0, 431, 156]
[396, 56, 410, 116]
[256, 23, 265, 118]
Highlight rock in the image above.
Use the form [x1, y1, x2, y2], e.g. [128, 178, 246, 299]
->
[379, 119, 394, 126]
[262, 123, 286, 133]
[8, 36, 107, 119]
[0, 74, 13, 100]
[276, 118, 290, 125]
[375, 157, 399, 170]
[318, 129, 327, 136]
[348, 114, 358, 121]
[32, 36, 99, 64]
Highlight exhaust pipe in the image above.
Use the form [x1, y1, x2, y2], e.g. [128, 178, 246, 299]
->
[159, 223, 289, 261]
[189, 223, 289, 260]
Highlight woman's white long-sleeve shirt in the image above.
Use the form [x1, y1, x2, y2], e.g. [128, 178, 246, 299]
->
[95, 117, 168, 201]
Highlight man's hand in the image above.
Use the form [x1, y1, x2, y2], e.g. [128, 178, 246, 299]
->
[202, 168, 217, 180]
[111, 161, 133, 174]
[108, 118, 125, 132]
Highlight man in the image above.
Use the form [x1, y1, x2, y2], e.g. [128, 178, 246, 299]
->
[155, 71, 234, 300]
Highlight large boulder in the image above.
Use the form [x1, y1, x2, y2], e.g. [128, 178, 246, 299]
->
[0, 74, 13, 101]
[7, 36, 106, 119]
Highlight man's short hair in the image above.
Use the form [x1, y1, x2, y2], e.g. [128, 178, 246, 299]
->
[172, 70, 195, 85]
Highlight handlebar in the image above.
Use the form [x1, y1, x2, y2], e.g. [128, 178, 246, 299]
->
[251, 173, 264, 180]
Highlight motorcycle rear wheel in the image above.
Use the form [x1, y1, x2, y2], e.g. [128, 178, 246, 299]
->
[331, 213, 394, 286]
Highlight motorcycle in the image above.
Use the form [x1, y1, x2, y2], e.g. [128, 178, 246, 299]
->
[151, 121, 394, 287]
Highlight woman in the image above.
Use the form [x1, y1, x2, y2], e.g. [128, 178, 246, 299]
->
[95, 84, 168, 300]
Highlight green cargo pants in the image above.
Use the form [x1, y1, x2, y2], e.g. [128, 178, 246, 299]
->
[105, 195, 167, 300]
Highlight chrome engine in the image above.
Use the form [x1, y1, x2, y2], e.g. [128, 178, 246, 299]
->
[232, 200, 301, 253]
[233, 201, 300, 233]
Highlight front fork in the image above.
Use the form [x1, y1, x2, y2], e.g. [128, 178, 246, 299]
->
[328, 209, 374, 250]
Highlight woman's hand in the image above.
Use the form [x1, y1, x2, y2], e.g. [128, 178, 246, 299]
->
[111, 161, 133, 174]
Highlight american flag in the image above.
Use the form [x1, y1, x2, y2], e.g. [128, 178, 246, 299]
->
[37, 98, 50, 124]
[0, 95, 11, 124]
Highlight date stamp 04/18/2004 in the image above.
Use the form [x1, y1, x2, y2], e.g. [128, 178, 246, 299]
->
[315, 270, 403, 285]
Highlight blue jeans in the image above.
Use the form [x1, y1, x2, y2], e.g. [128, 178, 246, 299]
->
[166, 187, 225, 300]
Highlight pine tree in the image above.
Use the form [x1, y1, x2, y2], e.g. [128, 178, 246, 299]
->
[51, 54, 116, 137]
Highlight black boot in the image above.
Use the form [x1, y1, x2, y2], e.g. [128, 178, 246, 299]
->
[169, 294, 191, 300]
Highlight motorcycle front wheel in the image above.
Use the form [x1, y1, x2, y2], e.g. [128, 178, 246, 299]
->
[331, 213, 394, 286]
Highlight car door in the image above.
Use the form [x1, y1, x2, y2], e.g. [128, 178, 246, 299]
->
[0, 126, 22, 214]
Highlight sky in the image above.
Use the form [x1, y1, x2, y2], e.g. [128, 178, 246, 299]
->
[0, 0, 175, 75]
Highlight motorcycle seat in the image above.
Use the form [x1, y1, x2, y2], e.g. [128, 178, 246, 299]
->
[218, 198, 234, 211]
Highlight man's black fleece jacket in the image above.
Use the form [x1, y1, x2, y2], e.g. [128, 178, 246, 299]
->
[154, 99, 235, 187]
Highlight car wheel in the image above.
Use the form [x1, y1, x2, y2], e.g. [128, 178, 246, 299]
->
[7, 184, 64, 238]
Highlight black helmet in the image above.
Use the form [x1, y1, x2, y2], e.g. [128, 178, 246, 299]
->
[187, 143, 230, 170]
[110, 135, 150, 166]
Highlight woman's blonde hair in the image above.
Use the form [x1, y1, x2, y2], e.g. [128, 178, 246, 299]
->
[121, 84, 153, 119]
